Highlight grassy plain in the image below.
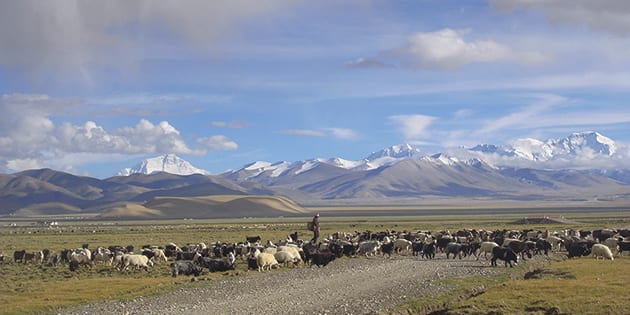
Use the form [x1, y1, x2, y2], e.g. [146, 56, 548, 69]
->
[443, 257, 630, 315]
[0, 207, 628, 314]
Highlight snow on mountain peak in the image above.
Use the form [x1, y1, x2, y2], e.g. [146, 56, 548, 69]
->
[468, 131, 619, 165]
[366, 143, 421, 161]
[424, 153, 460, 165]
[319, 157, 366, 169]
[244, 161, 272, 171]
[116, 154, 209, 176]
[226, 131, 621, 181]
[564, 131, 616, 155]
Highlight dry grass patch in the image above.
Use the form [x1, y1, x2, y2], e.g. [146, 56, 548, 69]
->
[0, 275, 177, 314]
[447, 256, 630, 315]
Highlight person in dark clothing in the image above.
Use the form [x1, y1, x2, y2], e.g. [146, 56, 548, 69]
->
[311, 213, 320, 243]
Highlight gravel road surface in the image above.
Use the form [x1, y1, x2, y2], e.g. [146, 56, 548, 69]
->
[59, 255, 504, 315]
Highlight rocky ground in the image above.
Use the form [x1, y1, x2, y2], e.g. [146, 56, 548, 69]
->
[58, 254, 513, 315]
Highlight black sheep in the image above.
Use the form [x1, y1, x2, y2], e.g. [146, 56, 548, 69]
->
[381, 242, 395, 258]
[171, 261, 203, 277]
[310, 250, 336, 267]
[491, 247, 518, 267]
[422, 243, 436, 259]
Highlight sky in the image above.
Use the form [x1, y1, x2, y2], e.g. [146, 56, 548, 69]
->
[2, 0, 630, 178]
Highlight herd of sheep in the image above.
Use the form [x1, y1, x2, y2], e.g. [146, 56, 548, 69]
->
[3, 226, 629, 277]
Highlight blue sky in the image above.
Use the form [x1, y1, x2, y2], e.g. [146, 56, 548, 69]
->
[2, 0, 630, 178]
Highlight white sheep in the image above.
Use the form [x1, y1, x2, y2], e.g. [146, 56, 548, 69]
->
[274, 251, 300, 267]
[263, 247, 277, 255]
[603, 238, 619, 254]
[69, 251, 92, 271]
[477, 241, 499, 260]
[70, 251, 92, 265]
[120, 254, 154, 271]
[92, 251, 113, 265]
[256, 252, 279, 272]
[591, 244, 614, 261]
[277, 245, 303, 263]
[544, 236, 564, 251]
[152, 249, 168, 263]
[358, 240, 380, 257]
[393, 239, 412, 254]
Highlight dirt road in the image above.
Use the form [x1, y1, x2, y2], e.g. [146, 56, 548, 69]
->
[59, 255, 505, 315]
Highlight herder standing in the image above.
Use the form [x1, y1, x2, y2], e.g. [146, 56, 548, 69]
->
[311, 213, 320, 243]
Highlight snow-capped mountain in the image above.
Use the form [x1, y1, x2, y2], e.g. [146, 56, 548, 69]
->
[221, 143, 422, 182]
[116, 154, 209, 176]
[216, 131, 630, 203]
[226, 133, 623, 183]
[4, 131, 628, 213]
[366, 143, 421, 160]
[469, 131, 618, 163]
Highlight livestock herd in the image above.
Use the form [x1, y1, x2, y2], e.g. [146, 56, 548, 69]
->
[2, 226, 629, 277]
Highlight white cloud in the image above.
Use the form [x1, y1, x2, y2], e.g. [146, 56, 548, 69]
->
[454, 109, 474, 119]
[345, 57, 395, 69]
[197, 135, 238, 151]
[0, 94, 70, 160]
[5, 159, 43, 171]
[390, 28, 548, 70]
[0, 94, 237, 172]
[388, 114, 436, 140]
[474, 93, 630, 140]
[326, 128, 359, 140]
[477, 94, 569, 135]
[54, 119, 202, 156]
[491, 0, 630, 36]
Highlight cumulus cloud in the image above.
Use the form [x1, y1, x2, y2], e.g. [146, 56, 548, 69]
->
[389, 114, 436, 140]
[0, 94, 237, 172]
[0, 94, 72, 160]
[197, 135, 239, 151]
[390, 28, 548, 70]
[491, 0, 630, 36]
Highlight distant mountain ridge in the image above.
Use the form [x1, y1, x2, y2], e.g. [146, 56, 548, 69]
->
[218, 131, 630, 204]
[222, 131, 625, 182]
[117, 154, 209, 176]
[469, 131, 617, 162]
[1, 131, 629, 217]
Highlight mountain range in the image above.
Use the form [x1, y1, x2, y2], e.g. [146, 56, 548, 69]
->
[1, 131, 629, 218]
[116, 154, 209, 176]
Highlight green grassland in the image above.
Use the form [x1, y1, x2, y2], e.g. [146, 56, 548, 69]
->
[392, 255, 630, 315]
[0, 209, 628, 314]
[444, 257, 630, 315]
